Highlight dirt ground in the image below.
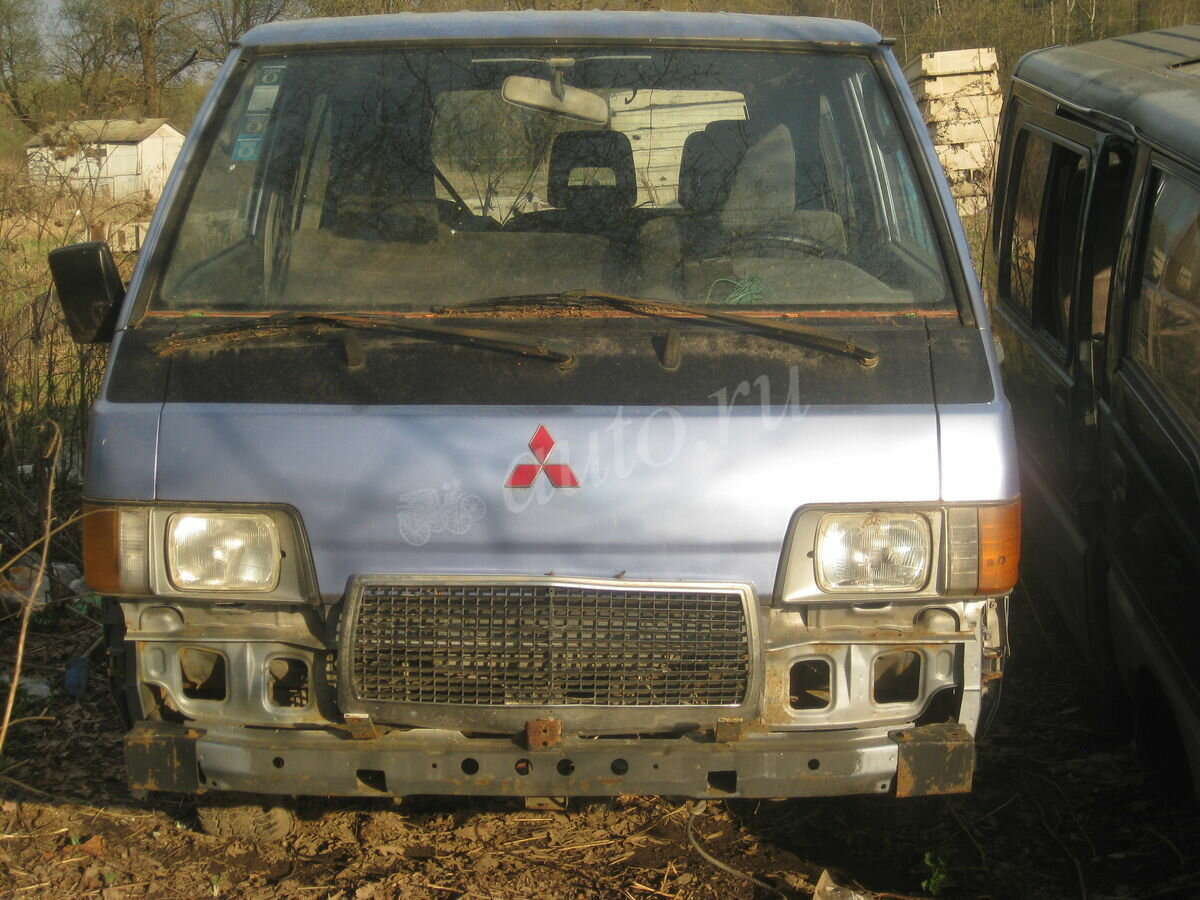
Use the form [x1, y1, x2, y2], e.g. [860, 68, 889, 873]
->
[1, 584, 1198, 900]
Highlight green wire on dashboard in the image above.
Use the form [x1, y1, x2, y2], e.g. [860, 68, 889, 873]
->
[705, 275, 778, 305]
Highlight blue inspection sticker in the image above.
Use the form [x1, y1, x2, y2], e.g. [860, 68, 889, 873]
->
[232, 135, 263, 161]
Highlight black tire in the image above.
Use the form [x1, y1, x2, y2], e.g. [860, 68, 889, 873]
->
[196, 794, 295, 842]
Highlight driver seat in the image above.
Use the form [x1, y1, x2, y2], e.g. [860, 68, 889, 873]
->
[697, 120, 847, 259]
[711, 121, 795, 237]
[637, 121, 846, 299]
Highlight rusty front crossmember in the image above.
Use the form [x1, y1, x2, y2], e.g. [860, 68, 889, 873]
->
[125, 720, 976, 800]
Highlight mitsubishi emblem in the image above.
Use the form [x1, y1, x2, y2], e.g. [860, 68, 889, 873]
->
[505, 425, 579, 489]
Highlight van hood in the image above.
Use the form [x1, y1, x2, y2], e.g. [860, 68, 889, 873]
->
[153, 403, 939, 598]
[93, 320, 1007, 599]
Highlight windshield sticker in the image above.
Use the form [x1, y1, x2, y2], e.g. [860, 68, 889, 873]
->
[396, 482, 486, 547]
[230, 66, 285, 162]
[249, 85, 279, 109]
[232, 135, 263, 161]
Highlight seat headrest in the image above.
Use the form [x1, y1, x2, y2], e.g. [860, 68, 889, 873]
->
[678, 121, 797, 229]
[718, 123, 797, 235]
[677, 120, 747, 212]
[548, 131, 637, 212]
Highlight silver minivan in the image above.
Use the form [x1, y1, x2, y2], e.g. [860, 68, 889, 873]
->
[51, 11, 1018, 832]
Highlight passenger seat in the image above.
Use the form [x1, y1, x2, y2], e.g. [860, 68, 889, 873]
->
[505, 130, 638, 234]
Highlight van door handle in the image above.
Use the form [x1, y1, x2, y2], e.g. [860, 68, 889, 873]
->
[1053, 388, 1070, 451]
[1108, 452, 1127, 501]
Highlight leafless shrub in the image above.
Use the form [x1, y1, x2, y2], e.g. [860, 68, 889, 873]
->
[0, 166, 141, 562]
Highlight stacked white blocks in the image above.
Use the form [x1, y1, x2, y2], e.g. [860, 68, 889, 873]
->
[903, 48, 1002, 219]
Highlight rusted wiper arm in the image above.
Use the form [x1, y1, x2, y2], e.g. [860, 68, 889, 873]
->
[450, 290, 879, 367]
[565, 291, 879, 368]
[148, 312, 577, 370]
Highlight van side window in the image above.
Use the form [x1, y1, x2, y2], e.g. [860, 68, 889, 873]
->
[1005, 129, 1087, 351]
[883, 143, 937, 255]
[818, 96, 856, 242]
[859, 79, 937, 256]
[1129, 169, 1200, 436]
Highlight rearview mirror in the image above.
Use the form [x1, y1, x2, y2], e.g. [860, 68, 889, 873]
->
[48, 241, 125, 344]
[501, 75, 609, 126]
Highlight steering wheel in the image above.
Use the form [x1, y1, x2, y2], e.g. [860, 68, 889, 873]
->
[430, 165, 500, 232]
[434, 198, 499, 232]
[703, 232, 843, 260]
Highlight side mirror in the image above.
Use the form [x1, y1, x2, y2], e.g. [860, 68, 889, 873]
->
[48, 241, 125, 344]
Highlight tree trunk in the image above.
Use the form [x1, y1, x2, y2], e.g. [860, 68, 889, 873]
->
[140, 15, 160, 117]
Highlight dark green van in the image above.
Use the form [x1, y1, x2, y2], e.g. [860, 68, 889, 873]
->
[987, 24, 1200, 794]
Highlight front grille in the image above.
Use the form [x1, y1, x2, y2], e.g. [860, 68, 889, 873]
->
[347, 581, 750, 706]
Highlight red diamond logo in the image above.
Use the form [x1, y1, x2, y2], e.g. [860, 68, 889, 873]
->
[505, 426, 579, 489]
[528, 425, 554, 464]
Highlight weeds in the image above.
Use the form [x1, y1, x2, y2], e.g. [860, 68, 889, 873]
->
[0, 167, 142, 561]
[0, 165, 144, 768]
[921, 848, 955, 895]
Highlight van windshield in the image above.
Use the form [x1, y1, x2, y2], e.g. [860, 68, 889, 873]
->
[155, 47, 952, 313]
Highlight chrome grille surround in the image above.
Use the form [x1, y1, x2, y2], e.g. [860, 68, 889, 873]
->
[337, 575, 759, 730]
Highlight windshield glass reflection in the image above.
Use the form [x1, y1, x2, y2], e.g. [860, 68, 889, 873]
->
[157, 48, 951, 313]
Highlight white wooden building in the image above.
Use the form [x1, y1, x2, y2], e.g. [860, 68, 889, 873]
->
[25, 119, 185, 200]
[608, 89, 747, 207]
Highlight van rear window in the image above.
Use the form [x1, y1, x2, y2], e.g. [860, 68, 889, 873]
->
[156, 47, 952, 314]
[1131, 168, 1200, 435]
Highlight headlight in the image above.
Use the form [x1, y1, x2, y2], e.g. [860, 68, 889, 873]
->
[815, 513, 931, 593]
[166, 513, 280, 591]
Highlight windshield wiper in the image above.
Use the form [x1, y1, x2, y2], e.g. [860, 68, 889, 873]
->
[448, 291, 879, 368]
[148, 312, 577, 370]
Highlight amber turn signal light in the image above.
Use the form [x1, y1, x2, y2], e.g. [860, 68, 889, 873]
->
[81, 504, 149, 595]
[977, 499, 1020, 595]
[82, 505, 121, 594]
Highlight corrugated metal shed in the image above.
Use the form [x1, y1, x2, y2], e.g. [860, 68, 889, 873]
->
[25, 118, 185, 202]
[24, 119, 173, 148]
[1013, 25, 1200, 164]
